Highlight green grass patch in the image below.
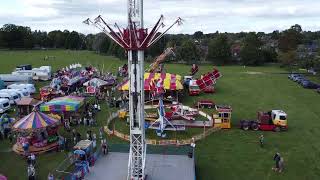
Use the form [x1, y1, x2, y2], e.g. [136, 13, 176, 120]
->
[0, 50, 319, 180]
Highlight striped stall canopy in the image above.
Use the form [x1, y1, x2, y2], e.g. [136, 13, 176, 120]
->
[13, 111, 60, 130]
[118, 73, 183, 91]
[40, 96, 85, 113]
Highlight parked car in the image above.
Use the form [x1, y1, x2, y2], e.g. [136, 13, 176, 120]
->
[288, 74, 301, 80]
[302, 81, 319, 89]
[289, 74, 303, 80]
[299, 79, 310, 85]
[296, 77, 306, 84]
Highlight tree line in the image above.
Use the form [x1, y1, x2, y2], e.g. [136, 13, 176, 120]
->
[1, 23, 320, 71]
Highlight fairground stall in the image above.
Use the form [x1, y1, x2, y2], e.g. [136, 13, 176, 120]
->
[40, 96, 85, 124]
[118, 72, 184, 102]
[16, 97, 43, 117]
[72, 140, 95, 179]
[83, 78, 111, 95]
[12, 111, 61, 155]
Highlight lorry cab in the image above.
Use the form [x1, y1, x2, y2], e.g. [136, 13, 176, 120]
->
[188, 80, 200, 96]
[0, 98, 10, 113]
[257, 110, 287, 131]
[271, 110, 287, 128]
[212, 105, 232, 129]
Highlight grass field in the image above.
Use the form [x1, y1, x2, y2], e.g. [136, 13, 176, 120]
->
[0, 50, 320, 180]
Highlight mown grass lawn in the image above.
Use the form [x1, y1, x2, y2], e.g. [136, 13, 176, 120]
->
[0, 50, 320, 180]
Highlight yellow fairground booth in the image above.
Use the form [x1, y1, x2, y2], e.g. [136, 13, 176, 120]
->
[212, 105, 232, 129]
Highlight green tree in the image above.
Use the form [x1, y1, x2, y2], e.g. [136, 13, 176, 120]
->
[278, 51, 297, 70]
[193, 31, 204, 41]
[65, 31, 81, 49]
[240, 32, 264, 65]
[262, 47, 278, 63]
[279, 24, 303, 52]
[1, 24, 33, 49]
[176, 39, 200, 64]
[48, 30, 65, 48]
[85, 34, 95, 51]
[207, 34, 231, 65]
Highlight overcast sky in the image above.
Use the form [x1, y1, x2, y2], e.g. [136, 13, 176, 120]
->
[1, 0, 320, 34]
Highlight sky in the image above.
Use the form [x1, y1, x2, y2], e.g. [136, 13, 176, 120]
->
[1, 0, 320, 34]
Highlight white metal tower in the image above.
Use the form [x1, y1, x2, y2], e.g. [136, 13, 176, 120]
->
[84, 1, 182, 179]
[127, 1, 146, 179]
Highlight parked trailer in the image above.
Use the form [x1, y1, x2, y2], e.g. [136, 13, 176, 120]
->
[195, 100, 215, 109]
[0, 74, 33, 86]
[240, 110, 287, 132]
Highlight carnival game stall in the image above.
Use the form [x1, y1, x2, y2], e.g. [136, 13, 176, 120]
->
[72, 140, 95, 179]
[16, 97, 43, 116]
[83, 78, 110, 94]
[118, 72, 184, 102]
[40, 96, 85, 125]
[12, 111, 61, 155]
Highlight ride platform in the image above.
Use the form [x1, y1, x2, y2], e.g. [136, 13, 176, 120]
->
[86, 152, 195, 180]
[12, 142, 58, 155]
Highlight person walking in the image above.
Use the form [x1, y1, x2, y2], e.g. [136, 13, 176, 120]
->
[30, 153, 36, 166]
[48, 173, 54, 180]
[86, 131, 90, 140]
[259, 134, 264, 148]
[27, 165, 35, 180]
[93, 133, 97, 148]
[102, 139, 108, 155]
[272, 152, 281, 172]
[58, 136, 65, 152]
[278, 156, 285, 173]
[99, 127, 103, 139]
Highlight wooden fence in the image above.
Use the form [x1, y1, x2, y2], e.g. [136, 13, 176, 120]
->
[104, 109, 221, 146]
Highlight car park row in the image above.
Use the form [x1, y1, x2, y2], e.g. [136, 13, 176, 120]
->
[288, 74, 320, 93]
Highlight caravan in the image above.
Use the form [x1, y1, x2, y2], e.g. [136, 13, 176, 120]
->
[0, 89, 30, 98]
[0, 92, 20, 104]
[7, 83, 36, 94]
[0, 98, 10, 113]
[12, 65, 52, 81]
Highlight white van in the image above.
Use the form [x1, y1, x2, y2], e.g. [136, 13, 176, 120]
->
[1, 89, 30, 98]
[7, 84, 36, 94]
[0, 98, 10, 113]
